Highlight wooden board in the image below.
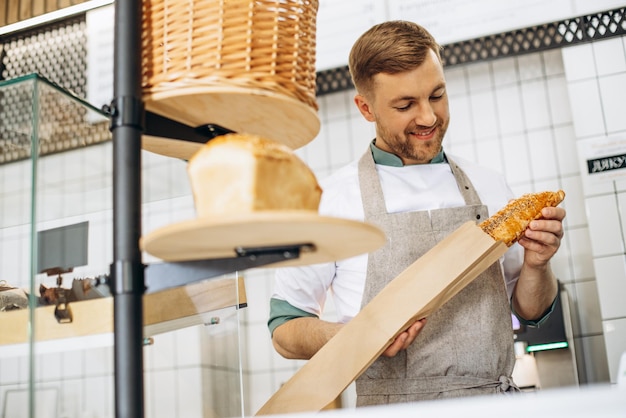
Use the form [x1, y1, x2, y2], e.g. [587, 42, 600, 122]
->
[141, 211, 387, 267]
[142, 135, 204, 161]
[6, 0, 20, 24]
[144, 85, 320, 155]
[32, 0, 45, 17]
[256, 222, 509, 415]
[0, 276, 246, 346]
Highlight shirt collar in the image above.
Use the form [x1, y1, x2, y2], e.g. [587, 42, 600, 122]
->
[370, 140, 445, 166]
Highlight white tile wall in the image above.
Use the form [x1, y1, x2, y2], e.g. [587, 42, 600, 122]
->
[151, 369, 177, 418]
[501, 134, 533, 185]
[593, 37, 626, 76]
[573, 334, 610, 383]
[466, 62, 492, 91]
[554, 125, 580, 176]
[2, 32, 626, 418]
[586, 195, 624, 256]
[521, 80, 552, 130]
[491, 57, 518, 85]
[563, 35, 626, 384]
[517, 53, 545, 80]
[562, 43, 596, 81]
[475, 138, 503, 174]
[603, 318, 626, 382]
[446, 95, 473, 142]
[0, 356, 21, 384]
[495, 85, 526, 135]
[567, 79, 606, 137]
[470, 91, 500, 139]
[176, 368, 204, 418]
[565, 227, 596, 280]
[61, 379, 84, 417]
[39, 352, 63, 381]
[573, 280, 604, 335]
[546, 75, 573, 125]
[527, 129, 559, 180]
[62, 349, 85, 378]
[594, 255, 626, 319]
[598, 73, 626, 132]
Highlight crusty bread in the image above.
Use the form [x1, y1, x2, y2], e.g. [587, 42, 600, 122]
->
[479, 190, 565, 246]
[187, 134, 322, 217]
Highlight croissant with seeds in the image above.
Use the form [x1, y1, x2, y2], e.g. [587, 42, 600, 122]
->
[479, 190, 565, 246]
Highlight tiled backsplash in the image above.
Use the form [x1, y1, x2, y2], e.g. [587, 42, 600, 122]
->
[563, 35, 626, 384]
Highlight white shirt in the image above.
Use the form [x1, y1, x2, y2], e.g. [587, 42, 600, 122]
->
[272, 153, 523, 324]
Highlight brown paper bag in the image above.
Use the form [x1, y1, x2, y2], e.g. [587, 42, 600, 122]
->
[257, 221, 508, 415]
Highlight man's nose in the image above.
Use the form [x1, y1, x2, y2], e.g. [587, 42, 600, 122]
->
[414, 104, 437, 127]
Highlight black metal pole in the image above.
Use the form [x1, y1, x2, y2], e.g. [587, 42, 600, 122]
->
[111, 0, 145, 416]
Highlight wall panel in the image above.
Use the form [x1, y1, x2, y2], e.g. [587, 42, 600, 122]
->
[0, 0, 90, 26]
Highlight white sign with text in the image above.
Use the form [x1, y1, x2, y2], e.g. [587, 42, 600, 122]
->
[577, 135, 626, 185]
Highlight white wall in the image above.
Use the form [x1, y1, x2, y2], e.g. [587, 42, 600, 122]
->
[561, 36, 626, 384]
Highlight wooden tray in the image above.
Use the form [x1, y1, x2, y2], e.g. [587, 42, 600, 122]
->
[0, 276, 246, 346]
[256, 222, 508, 415]
[141, 211, 386, 267]
[142, 135, 206, 161]
[143, 86, 320, 159]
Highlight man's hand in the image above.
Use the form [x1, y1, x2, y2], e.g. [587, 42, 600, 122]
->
[518, 206, 566, 269]
[513, 206, 566, 321]
[382, 318, 427, 357]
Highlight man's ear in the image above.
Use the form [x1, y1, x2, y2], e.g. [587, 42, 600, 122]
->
[354, 94, 375, 122]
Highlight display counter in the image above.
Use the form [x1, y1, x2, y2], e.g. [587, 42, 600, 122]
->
[267, 384, 625, 418]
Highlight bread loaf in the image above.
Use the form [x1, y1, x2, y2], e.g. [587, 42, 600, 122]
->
[187, 134, 322, 217]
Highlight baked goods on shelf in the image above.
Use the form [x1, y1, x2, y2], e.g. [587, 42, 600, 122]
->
[141, 133, 386, 265]
[0, 281, 28, 312]
[187, 133, 322, 217]
[479, 190, 565, 246]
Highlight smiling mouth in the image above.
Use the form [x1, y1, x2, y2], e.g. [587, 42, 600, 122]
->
[410, 126, 437, 139]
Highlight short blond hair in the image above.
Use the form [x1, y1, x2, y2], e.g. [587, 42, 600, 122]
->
[348, 21, 442, 97]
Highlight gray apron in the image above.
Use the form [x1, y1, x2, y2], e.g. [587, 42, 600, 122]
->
[355, 150, 517, 406]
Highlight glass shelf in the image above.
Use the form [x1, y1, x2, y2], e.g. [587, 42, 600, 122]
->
[0, 73, 246, 418]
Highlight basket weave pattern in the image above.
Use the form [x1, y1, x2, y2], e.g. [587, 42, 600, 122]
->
[142, 0, 319, 111]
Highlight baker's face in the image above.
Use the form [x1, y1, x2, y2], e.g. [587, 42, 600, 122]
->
[355, 49, 450, 165]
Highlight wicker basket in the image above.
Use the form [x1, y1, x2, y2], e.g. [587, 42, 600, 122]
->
[142, 0, 320, 151]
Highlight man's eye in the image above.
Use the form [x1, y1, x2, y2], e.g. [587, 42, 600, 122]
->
[431, 94, 443, 101]
[395, 104, 411, 111]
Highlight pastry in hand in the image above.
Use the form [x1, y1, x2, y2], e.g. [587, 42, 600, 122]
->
[479, 190, 565, 246]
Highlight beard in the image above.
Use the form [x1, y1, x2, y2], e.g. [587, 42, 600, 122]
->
[376, 119, 447, 164]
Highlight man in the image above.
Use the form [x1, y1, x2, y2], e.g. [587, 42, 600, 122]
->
[268, 21, 565, 405]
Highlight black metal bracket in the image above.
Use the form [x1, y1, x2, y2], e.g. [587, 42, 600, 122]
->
[40, 270, 74, 323]
[100, 103, 236, 148]
[99, 243, 311, 296]
[54, 298, 73, 323]
[100, 105, 236, 145]
[104, 96, 145, 131]
[143, 243, 312, 294]
[143, 111, 236, 144]
[52, 244, 311, 317]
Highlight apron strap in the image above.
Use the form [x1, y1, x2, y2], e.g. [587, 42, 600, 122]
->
[358, 149, 387, 218]
[446, 154, 482, 207]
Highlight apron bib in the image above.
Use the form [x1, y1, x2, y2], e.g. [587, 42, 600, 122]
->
[355, 150, 517, 406]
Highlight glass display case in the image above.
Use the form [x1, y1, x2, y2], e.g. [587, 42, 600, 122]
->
[0, 74, 247, 418]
